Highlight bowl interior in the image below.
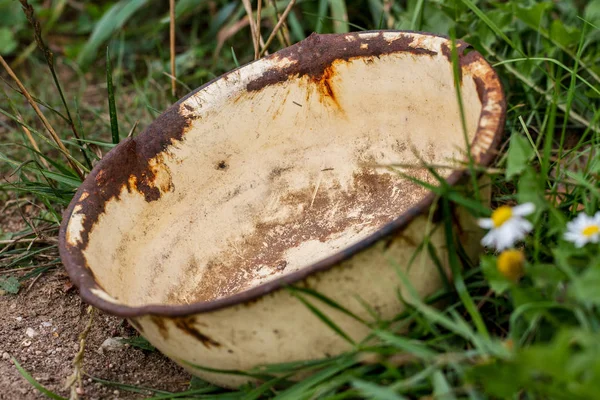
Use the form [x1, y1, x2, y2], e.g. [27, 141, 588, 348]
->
[64, 32, 498, 308]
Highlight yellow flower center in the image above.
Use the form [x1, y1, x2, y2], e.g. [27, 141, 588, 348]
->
[491, 206, 513, 227]
[497, 250, 525, 282]
[582, 225, 600, 237]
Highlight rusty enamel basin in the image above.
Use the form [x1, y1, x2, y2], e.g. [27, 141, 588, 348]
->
[59, 31, 505, 387]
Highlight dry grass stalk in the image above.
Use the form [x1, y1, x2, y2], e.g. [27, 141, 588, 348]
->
[65, 306, 95, 400]
[255, 0, 263, 60]
[0, 56, 85, 180]
[19, 0, 92, 169]
[170, 0, 176, 96]
[259, 0, 297, 57]
[241, 0, 260, 59]
[269, 0, 291, 47]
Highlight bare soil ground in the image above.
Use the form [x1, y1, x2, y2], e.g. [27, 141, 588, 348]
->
[0, 193, 192, 399]
[0, 269, 192, 399]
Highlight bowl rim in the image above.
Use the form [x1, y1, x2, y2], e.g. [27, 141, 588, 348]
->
[59, 30, 506, 318]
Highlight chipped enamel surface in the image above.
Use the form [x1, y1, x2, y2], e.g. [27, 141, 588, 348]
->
[59, 31, 505, 388]
[65, 204, 85, 247]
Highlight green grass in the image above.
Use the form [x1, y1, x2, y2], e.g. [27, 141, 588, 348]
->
[2, 0, 600, 398]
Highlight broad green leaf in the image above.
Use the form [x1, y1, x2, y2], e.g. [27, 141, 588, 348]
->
[0, 27, 17, 55]
[467, 361, 521, 398]
[549, 19, 580, 48]
[513, 2, 553, 30]
[77, 0, 149, 68]
[517, 168, 547, 221]
[510, 286, 546, 323]
[480, 255, 512, 295]
[585, 0, 600, 24]
[0, 276, 20, 294]
[528, 263, 567, 289]
[506, 134, 534, 179]
[569, 266, 600, 306]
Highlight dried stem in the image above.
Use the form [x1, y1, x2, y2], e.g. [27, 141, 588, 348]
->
[269, 0, 291, 47]
[242, 0, 260, 59]
[169, 0, 176, 96]
[260, 0, 296, 57]
[255, 0, 263, 60]
[19, 0, 92, 170]
[65, 306, 95, 400]
[0, 56, 85, 180]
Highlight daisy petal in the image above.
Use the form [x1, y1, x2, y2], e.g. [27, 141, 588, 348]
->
[564, 232, 580, 242]
[481, 231, 500, 249]
[496, 233, 514, 251]
[478, 219, 494, 229]
[517, 219, 533, 234]
[512, 202, 535, 216]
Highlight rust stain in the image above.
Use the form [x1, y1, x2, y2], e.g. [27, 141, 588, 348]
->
[169, 167, 432, 303]
[172, 316, 221, 348]
[67, 108, 191, 256]
[150, 315, 169, 340]
[440, 40, 468, 64]
[311, 65, 342, 111]
[246, 32, 437, 93]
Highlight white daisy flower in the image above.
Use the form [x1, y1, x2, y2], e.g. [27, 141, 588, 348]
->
[564, 211, 600, 248]
[478, 203, 535, 251]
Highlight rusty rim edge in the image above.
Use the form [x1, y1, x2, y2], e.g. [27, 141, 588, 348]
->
[59, 30, 506, 318]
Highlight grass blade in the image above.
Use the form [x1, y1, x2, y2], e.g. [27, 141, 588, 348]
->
[441, 197, 489, 340]
[13, 358, 67, 400]
[274, 357, 356, 400]
[77, 0, 148, 68]
[329, 0, 349, 33]
[459, 0, 519, 54]
[288, 288, 356, 345]
[106, 47, 120, 144]
[353, 380, 408, 400]
[289, 286, 368, 326]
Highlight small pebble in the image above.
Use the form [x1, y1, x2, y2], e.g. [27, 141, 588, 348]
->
[113, 390, 120, 396]
[35, 351, 41, 355]
[97, 337, 126, 354]
[15, 316, 22, 322]
[22, 340, 32, 347]
[2, 352, 10, 360]
[25, 328, 37, 338]
[41, 321, 52, 328]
